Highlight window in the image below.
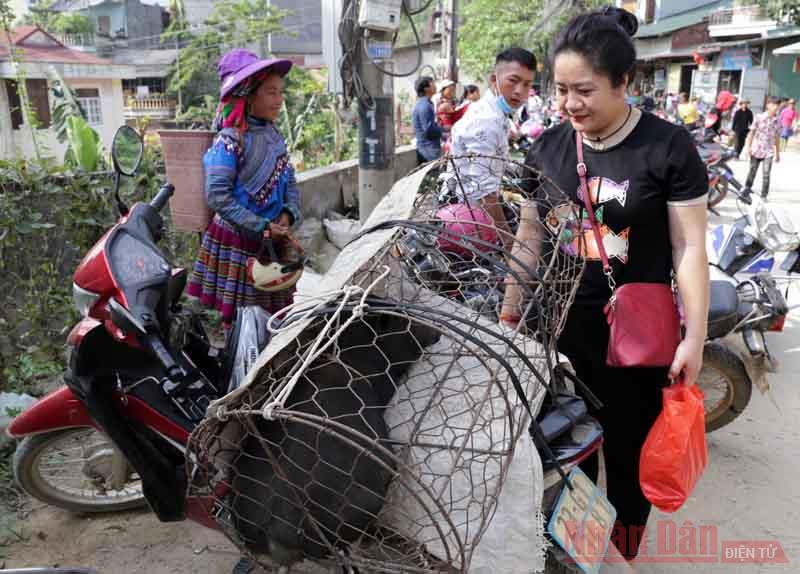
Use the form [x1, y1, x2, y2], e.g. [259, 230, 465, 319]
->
[26, 79, 51, 128]
[122, 77, 166, 96]
[4, 79, 50, 129]
[97, 15, 110, 36]
[75, 88, 103, 126]
[5, 80, 23, 130]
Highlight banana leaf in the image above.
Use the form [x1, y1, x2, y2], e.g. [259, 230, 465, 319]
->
[64, 116, 100, 172]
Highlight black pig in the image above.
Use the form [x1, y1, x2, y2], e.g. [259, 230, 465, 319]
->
[231, 311, 440, 566]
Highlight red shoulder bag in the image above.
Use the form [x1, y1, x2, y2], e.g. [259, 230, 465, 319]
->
[575, 131, 681, 368]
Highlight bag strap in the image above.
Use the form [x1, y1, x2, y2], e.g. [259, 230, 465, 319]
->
[575, 131, 616, 289]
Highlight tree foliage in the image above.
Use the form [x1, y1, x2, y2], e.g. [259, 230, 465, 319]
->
[459, 0, 542, 79]
[18, 1, 93, 35]
[760, 0, 800, 26]
[0, 141, 197, 394]
[459, 0, 607, 80]
[162, 0, 290, 107]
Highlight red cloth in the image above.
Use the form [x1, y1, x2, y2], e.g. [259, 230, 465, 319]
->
[437, 100, 469, 129]
[716, 90, 736, 112]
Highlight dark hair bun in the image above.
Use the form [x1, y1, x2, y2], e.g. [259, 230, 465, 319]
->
[552, 6, 638, 87]
[601, 6, 638, 37]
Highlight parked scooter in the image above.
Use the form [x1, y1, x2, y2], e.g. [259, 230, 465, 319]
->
[692, 130, 753, 210]
[700, 196, 800, 431]
[8, 127, 279, 516]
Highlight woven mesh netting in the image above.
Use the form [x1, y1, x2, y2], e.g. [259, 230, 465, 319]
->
[186, 156, 585, 573]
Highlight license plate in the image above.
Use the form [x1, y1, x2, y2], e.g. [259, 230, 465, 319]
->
[547, 467, 617, 574]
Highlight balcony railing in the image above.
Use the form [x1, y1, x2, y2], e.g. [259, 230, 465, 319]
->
[709, 5, 771, 26]
[124, 95, 177, 119]
[53, 32, 96, 49]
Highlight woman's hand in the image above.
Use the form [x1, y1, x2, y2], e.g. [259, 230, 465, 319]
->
[265, 213, 292, 240]
[669, 337, 704, 386]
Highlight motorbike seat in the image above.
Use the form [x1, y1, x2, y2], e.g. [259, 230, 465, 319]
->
[707, 280, 739, 339]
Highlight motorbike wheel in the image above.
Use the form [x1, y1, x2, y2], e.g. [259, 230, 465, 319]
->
[697, 343, 752, 433]
[707, 179, 728, 208]
[13, 427, 146, 513]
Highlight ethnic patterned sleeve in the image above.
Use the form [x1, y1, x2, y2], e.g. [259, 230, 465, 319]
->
[280, 162, 302, 227]
[203, 129, 267, 233]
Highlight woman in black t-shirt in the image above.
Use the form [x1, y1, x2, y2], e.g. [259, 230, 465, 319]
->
[500, 7, 709, 561]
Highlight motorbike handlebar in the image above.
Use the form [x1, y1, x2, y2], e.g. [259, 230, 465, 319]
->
[144, 332, 183, 381]
[150, 184, 175, 212]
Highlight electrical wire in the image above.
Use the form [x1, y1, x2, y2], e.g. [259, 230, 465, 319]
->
[405, 0, 437, 17]
[339, 0, 374, 108]
[363, 0, 423, 78]
[339, 0, 429, 106]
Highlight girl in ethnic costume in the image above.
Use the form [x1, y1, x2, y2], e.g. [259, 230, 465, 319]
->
[186, 49, 301, 331]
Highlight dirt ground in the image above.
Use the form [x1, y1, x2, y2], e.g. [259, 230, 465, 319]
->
[3, 153, 800, 573]
[0, 504, 245, 573]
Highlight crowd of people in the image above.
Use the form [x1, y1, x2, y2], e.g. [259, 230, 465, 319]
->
[411, 76, 484, 162]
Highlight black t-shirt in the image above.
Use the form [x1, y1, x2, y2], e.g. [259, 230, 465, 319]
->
[522, 112, 708, 305]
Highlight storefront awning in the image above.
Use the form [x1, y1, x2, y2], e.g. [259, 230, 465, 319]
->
[774, 41, 800, 55]
[639, 45, 723, 62]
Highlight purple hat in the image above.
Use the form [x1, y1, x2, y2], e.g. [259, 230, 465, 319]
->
[218, 49, 292, 99]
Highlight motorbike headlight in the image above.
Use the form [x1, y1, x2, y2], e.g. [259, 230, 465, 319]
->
[73, 283, 100, 317]
[751, 201, 800, 252]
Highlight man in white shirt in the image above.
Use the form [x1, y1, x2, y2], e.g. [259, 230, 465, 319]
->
[442, 48, 536, 249]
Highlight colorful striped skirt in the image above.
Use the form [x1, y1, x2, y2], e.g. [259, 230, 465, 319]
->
[186, 214, 294, 327]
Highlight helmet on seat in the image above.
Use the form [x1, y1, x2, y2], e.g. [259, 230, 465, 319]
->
[435, 203, 500, 256]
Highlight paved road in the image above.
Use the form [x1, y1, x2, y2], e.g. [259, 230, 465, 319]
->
[634, 148, 800, 573]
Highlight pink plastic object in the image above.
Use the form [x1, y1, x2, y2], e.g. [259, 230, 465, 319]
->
[158, 130, 216, 232]
[435, 203, 499, 256]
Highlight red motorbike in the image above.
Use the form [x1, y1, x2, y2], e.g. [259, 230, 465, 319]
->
[7, 127, 250, 526]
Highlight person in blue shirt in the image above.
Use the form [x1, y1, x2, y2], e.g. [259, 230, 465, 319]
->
[412, 76, 443, 164]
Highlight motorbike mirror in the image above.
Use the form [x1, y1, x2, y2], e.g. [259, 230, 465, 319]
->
[112, 126, 144, 176]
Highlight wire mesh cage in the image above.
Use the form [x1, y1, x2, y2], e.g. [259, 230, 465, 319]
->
[186, 156, 585, 573]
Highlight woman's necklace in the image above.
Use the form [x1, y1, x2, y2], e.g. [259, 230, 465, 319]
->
[584, 105, 632, 143]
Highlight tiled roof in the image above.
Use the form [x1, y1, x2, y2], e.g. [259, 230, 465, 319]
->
[0, 26, 111, 65]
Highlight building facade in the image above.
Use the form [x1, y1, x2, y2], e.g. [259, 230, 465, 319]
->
[627, 0, 800, 111]
[0, 26, 135, 160]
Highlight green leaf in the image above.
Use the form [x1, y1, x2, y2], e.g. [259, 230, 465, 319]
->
[65, 116, 100, 171]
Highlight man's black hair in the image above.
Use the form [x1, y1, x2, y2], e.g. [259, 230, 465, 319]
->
[495, 47, 537, 72]
[415, 76, 434, 97]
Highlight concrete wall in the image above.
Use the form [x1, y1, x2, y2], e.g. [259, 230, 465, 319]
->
[270, 0, 322, 55]
[88, 2, 127, 37]
[181, 0, 215, 27]
[295, 145, 418, 219]
[125, 0, 165, 49]
[68, 77, 127, 150]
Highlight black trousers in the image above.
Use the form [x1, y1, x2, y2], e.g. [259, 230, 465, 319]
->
[745, 155, 774, 198]
[734, 130, 748, 157]
[557, 304, 669, 560]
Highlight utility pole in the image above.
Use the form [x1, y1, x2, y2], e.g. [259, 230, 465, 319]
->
[443, 0, 458, 82]
[356, 28, 396, 223]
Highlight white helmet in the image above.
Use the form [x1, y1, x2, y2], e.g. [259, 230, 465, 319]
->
[246, 237, 305, 292]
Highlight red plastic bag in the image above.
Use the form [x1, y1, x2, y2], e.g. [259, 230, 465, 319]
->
[639, 383, 708, 512]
